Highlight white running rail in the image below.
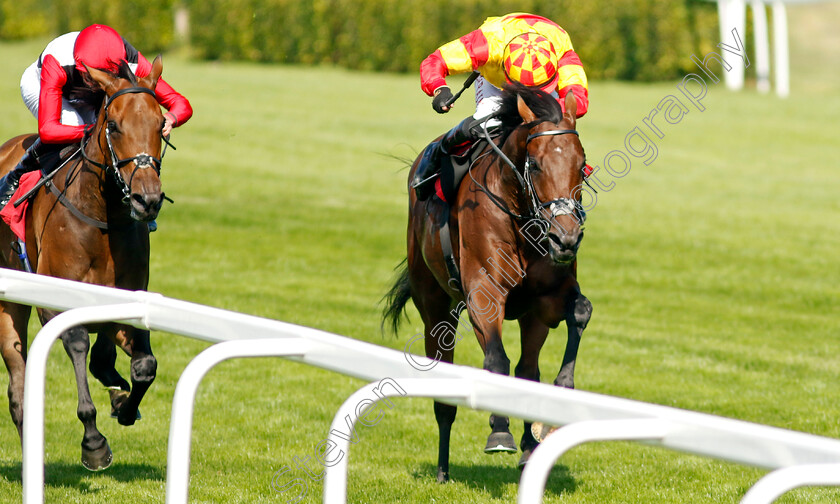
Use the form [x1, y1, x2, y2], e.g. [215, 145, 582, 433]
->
[1, 269, 839, 504]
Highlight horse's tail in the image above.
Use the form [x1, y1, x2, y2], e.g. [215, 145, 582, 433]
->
[381, 258, 412, 336]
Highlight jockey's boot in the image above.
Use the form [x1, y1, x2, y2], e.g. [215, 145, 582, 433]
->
[0, 138, 57, 208]
[412, 116, 480, 201]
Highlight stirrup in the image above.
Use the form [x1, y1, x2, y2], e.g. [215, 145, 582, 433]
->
[0, 176, 21, 209]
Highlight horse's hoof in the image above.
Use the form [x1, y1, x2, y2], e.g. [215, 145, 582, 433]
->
[81, 442, 113, 472]
[484, 432, 517, 453]
[109, 389, 141, 422]
[436, 469, 449, 483]
[116, 410, 140, 426]
[518, 448, 533, 469]
[531, 422, 558, 443]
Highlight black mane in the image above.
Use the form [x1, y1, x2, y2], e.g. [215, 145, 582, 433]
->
[68, 60, 138, 110]
[113, 60, 138, 85]
[494, 83, 564, 134]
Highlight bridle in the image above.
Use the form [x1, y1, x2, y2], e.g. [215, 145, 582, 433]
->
[80, 86, 175, 205]
[472, 119, 588, 239]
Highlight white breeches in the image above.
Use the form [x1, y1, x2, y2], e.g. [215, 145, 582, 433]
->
[20, 61, 95, 126]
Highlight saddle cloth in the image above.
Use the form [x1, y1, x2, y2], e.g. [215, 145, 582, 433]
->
[0, 172, 42, 241]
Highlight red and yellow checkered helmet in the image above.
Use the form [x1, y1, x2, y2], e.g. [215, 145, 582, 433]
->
[503, 32, 559, 93]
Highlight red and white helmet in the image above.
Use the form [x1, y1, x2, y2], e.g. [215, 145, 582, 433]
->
[503, 32, 559, 93]
[74, 24, 126, 73]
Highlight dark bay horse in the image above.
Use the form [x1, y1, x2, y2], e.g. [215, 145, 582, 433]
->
[384, 85, 593, 482]
[0, 57, 168, 470]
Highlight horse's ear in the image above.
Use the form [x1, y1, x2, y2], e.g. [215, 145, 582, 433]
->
[141, 54, 163, 90]
[563, 92, 577, 128]
[83, 63, 116, 93]
[517, 95, 538, 123]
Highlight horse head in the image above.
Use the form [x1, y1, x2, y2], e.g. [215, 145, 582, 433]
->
[84, 56, 166, 222]
[512, 90, 587, 265]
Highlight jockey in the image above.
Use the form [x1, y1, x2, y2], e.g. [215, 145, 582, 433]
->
[414, 13, 589, 200]
[0, 24, 193, 209]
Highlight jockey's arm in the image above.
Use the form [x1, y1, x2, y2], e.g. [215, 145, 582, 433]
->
[555, 49, 589, 118]
[420, 30, 487, 97]
[134, 51, 193, 131]
[37, 55, 86, 144]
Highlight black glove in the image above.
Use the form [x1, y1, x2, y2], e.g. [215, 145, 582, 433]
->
[432, 87, 453, 114]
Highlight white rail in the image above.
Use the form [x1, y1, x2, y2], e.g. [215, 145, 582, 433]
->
[1, 269, 839, 504]
[710, 0, 837, 97]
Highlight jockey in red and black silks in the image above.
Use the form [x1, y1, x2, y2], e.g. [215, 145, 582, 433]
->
[0, 24, 193, 209]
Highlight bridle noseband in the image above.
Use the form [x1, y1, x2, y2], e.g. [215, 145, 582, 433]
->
[81, 86, 175, 204]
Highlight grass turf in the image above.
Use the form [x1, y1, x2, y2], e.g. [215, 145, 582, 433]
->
[0, 17, 838, 503]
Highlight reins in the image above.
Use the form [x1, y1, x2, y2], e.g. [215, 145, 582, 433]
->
[28, 85, 179, 230]
[471, 119, 587, 231]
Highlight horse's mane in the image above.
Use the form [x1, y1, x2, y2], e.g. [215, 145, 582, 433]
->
[67, 60, 139, 109]
[494, 83, 564, 136]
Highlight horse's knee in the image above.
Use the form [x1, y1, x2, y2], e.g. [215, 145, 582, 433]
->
[572, 294, 593, 329]
[514, 361, 540, 382]
[483, 351, 510, 376]
[131, 354, 157, 384]
[61, 327, 90, 355]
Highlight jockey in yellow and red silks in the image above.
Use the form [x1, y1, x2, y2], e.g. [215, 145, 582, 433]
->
[413, 13, 589, 200]
[421, 13, 589, 118]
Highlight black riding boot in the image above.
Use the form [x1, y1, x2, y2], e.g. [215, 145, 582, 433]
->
[0, 138, 57, 208]
[412, 116, 481, 201]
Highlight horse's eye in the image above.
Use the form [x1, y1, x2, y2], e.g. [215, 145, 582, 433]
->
[528, 156, 541, 172]
[107, 120, 119, 133]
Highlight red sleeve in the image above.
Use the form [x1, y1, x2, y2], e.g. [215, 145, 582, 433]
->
[420, 29, 489, 97]
[37, 55, 86, 144]
[135, 51, 193, 127]
[558, 84, 589, 118]
[420, 50, 449, 97]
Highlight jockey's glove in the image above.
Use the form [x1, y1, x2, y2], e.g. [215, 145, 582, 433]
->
[432, 87, 453, 113]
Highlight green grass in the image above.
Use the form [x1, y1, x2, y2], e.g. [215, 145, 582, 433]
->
[0, 20, 838, 504]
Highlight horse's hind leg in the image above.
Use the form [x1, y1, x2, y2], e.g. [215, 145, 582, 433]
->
[409, 256, 460, 482]
[109, 325, 156, 426]
[59, 324, 112, 470]
[90, 334, 130, 391]
[0, 302, 31, 442]
[420, 299, 460, 483]
[514, 313, 550, 467]
[89, 329, 134, 420]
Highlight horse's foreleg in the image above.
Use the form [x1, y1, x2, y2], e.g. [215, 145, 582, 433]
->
[60, 325, 112, 471]
[554, 287, 592, 389]
[515, 313, 550, 467]
[469, 306, 516, 455]
[113, 326, 156, 427]
[0, 303, 30, 442]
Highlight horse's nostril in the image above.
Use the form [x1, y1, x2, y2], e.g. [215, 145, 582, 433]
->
[549, 230, 581, 251]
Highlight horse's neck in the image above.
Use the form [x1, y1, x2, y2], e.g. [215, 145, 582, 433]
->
[57, 153, 126, 221]
[476, 128, 529, 213]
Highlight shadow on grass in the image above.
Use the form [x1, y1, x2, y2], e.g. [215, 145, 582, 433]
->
[412, 462, 576, 500]
[0, 461, 164, 488]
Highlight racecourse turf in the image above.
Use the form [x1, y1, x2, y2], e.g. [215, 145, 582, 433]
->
[0, 29, 838, 504]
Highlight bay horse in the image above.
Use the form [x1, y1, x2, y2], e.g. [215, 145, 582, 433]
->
[0, 57, 168, 470]
[384, 85, 593, 482]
